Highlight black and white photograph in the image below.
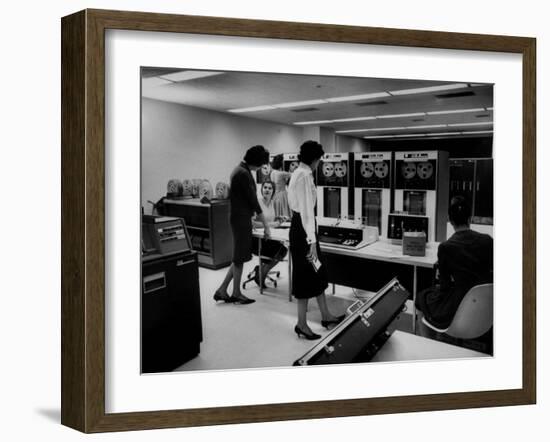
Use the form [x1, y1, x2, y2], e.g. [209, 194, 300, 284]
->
[140, 68, 494, 374]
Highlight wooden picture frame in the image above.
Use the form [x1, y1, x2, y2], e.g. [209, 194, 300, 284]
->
[61, 8, 536, 433]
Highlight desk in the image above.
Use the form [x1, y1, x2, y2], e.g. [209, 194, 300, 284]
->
[372, 330, 489, 362]
[253, 228, 438, 333]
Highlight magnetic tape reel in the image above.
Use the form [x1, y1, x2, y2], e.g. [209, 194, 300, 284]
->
[289, 161, 299, 173]
[167, 179, 183, 196]
[416, 162, 434, 179]
[321, 162, 335, 177]
[374, 161, 389, 179]
[401, 162, 417, 179]
[360, 162, 375, 178]
[215, 181, 229, 199]
[198, 180, 214, 200]
[334, 162, 347, 178]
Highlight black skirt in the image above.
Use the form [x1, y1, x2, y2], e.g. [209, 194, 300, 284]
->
[290, 211, 328, 299]
[230, 214, 253, 264]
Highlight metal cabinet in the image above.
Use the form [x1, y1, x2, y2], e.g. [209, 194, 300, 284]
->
[142, 251, 202, 373]
[449, 158, 493, 224]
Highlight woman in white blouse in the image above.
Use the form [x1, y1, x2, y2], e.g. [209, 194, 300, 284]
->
[287, 141, 344, 340]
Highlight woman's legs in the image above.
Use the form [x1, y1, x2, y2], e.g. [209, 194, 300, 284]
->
[315, 293, 339, 322]
[296, 298, 313, 332]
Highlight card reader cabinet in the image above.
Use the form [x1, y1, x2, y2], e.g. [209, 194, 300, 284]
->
[142, 251, 202, 373]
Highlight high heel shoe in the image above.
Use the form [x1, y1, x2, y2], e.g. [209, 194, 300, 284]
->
[321, 314, 346, 329]
[294, 325, 321, 340]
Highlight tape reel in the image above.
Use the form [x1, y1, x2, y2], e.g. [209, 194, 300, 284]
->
[416, 162, 434, 179]
[167, 179, 183, 196]
[215, 181, 229, 199]
[334, 162, 347, 178]
[199, 180, 214, 199]
[289, 161, 299, 173]
[374, 161, 389, 179]
[322, 162, 334, 177]
[401, 162, 417, 179]
[360, 162, 375, 178]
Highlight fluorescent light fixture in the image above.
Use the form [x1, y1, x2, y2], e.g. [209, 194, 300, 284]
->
[228, 105, 277, 113]
[406, 124, 447, 129]
[390, 83, 468, 96]
[461, 130, 494, 134]
[428, 132, 462, 136]
[142, 77, 173, 87]
[426, 108, 485, 115]
[326, 92, 390, 103]
[365, 127, 408, 131]
[331, 116, 377, 123]
[448, 122, 493, 127]
[159, 71, 224, 82]
[363, 135, 395, 139]
[393, 133, 427, 138]
[335, 129, 374, 134]
[377, 112, 426, 119]
[294, 120, 333, 126]
[486, 107, 494, 111]
[274, 99, 328, 108]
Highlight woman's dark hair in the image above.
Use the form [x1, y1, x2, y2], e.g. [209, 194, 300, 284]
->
[298, 140, 324, 165]
[448, 196, 471, 226]
[244, 145, 269, 167]
[271, 154, 284, 170]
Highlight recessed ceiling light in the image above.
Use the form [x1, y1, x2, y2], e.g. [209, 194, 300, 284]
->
[293, 120, 333, 125]
[428, 132, 462, 136]
[365, 127, 408, 132]
[486, 107, 494, 111]
[326, 92, 390, 103]
[331, 116, 377, 123]
[461, 130, 494, 134]
[377, 112, 426, 119]
[274, 99, 328, 109]
[390, 83, 468, 96]
[405, 124, 447, 129]
[448, 122, 493, 127]
[335, 129, 374, 134]
[426, 108, 485, 115]
[159, 71, 224, 82]
[228, 105, 277, 113]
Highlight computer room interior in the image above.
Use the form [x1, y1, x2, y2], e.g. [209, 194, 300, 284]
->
[140, 68, 494, 374]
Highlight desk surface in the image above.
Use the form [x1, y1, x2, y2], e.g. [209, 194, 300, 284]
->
[254, 227, 438, 268]
[372, 330, 489, 362]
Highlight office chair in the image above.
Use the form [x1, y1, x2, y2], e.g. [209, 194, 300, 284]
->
[242, 263, 281, 289]
[421, 283, 493, 353]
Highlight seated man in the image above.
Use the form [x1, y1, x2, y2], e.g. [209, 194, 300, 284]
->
[416, 196, 493, 332]
[251, 181, 288, 288]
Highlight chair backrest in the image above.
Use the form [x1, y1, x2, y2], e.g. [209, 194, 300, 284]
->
[446, 284, 493, 339]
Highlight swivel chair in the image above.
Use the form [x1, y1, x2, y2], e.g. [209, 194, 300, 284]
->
[422, 283, 493, 353]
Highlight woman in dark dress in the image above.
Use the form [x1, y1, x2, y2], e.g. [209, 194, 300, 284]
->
[287, 141, 345, 340]
[213, 145, 271, 305]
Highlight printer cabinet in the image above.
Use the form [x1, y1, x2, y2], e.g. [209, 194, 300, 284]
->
[142, 251, 202, 373]
[163, 199, 232, 269]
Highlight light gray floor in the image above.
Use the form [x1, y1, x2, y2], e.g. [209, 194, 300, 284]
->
[175, 259, 360, 372]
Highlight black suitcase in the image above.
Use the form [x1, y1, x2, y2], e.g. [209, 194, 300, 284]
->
[294, 278, 409, 366]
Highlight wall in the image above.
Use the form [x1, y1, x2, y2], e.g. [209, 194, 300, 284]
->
[336, 134, 371, 152]
[142, 98, 303, 208]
